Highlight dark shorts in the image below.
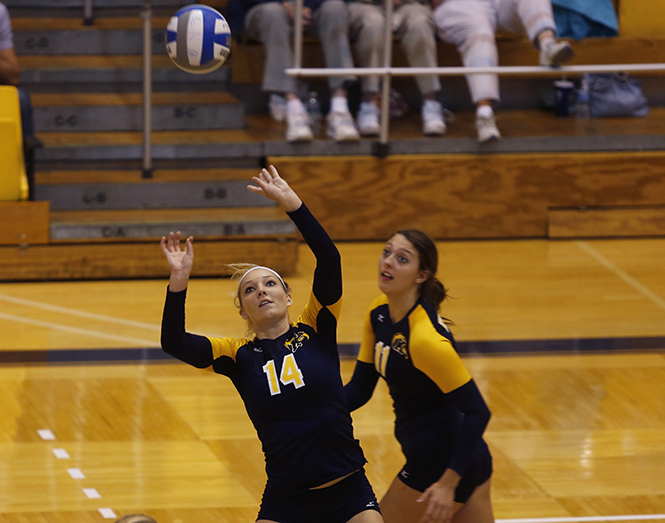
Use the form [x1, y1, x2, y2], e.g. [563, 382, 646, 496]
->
[397, 440, 493, 504]
[257, 469, 380, 523]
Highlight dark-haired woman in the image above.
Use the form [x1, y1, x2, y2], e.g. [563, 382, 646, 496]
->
[161, 166, 383, 523]
[344, 230, 495, 523]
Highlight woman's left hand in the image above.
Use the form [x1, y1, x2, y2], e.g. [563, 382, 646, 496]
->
[248, 165, 302, 212]
[417, 480, 456, 523]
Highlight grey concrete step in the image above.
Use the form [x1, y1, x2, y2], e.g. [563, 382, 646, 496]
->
[14, 28, 170, 55]
[36, 140, 263, 164]
[30, 92, 244, 132]
[36, 180, 274, 211]
[34, 101, 244, 131]
[35, 133, 665, 165]
[50, 217, 296, 241]
[20, 65, 230, 86]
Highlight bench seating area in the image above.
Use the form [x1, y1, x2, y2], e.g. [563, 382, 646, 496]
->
[230, 34, 665, 84]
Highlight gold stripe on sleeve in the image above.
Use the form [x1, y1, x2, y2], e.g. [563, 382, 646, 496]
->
[207, 336, 247, 363]
[408, 306, 471, 393]
[296, 290, 342, 332]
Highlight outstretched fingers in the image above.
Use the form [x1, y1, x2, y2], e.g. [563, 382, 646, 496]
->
[267, 164, 280, 181]
[172, 231, 182, 251]
[161, 232, 175, 255]
[248, 165, 282, 195]
[184, 235, 194, 257]
[161, 231, 186, 254]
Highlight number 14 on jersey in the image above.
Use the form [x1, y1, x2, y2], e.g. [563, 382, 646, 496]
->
[262, 354, 306, 395]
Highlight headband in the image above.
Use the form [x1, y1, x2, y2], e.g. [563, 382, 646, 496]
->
[238, 266, 288, 292]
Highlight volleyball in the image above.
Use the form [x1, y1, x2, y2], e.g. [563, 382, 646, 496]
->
[166, 4, 231, 74]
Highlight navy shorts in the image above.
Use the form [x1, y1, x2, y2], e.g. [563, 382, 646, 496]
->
[257, 469, 381, 523]
[397, 440, 493, 504]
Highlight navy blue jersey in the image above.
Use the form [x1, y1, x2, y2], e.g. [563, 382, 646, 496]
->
[162, 204, 366, 494]
[345, 294, 490, 477]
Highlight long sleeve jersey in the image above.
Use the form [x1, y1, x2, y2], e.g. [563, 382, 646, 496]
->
[344, 294, 490, 477]
[162, 203, 365, 494]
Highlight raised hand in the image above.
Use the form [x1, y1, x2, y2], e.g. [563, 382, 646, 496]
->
[160, 231, 194, 292]
[247, 165, 302, 212]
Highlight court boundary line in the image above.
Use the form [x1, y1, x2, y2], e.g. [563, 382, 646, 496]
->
[0, 311, 157, 347]
[0, 293, 160, 331]
[576, 241, 665, 312]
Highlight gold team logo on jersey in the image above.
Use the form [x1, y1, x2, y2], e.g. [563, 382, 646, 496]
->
[284, 331, 309, 353]
[391, 334, 408, 359]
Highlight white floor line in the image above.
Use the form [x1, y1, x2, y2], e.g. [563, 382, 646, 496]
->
[576, 241, 665, 312]
[0, 311, 157, 347]
[498, 516, 665, 523]
[99, 508, 117, 519]
[0, 293, 160, 331]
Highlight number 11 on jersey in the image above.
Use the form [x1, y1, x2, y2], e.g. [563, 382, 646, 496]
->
[374, 341, 390, 377]
[263, 353, 306, 395]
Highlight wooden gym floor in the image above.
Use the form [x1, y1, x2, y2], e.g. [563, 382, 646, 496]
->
[1, 237, 665, 522]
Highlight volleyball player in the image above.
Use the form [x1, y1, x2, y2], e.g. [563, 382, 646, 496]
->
[160, 166, 383, 523]
[344, 229, 494, 523]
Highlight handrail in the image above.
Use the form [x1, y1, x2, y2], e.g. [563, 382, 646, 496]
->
[286, 63, 665, 78]
[141, 0, 153, 178]
[378, 0, 394, 149]
[294, 0, 304, 71]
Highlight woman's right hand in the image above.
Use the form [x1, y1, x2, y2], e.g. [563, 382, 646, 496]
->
[161, 231, 194, 292]
[248, 165, 302, 213]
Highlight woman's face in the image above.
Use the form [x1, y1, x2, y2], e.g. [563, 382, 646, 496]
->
[378, 234, 427, 296]
[238, 269, 292, 327]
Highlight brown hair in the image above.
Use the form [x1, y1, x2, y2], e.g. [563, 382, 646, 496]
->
[395, 229, 448, 312]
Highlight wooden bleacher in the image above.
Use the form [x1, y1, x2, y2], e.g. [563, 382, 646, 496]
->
[0, 167, 300, 281]
[2, 3, 664, 283]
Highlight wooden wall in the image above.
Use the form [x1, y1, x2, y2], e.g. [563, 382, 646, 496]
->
[273, 152, 665, 240]
[0, 201, 49, 245]
[0, 239, 299, 281]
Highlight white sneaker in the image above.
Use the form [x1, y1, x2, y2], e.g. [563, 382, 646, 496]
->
[421, 100, 446, 136]
[286, 108, 313, 142]
[269, 93, 287, 122]
[539, 40, 574, 67]
[476, 113, 501, 143]
[357, 102, 381, 136]
[327, 110, 360, 142]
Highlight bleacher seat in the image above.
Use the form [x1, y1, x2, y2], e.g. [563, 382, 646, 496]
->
[0, 86, 29, 201]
